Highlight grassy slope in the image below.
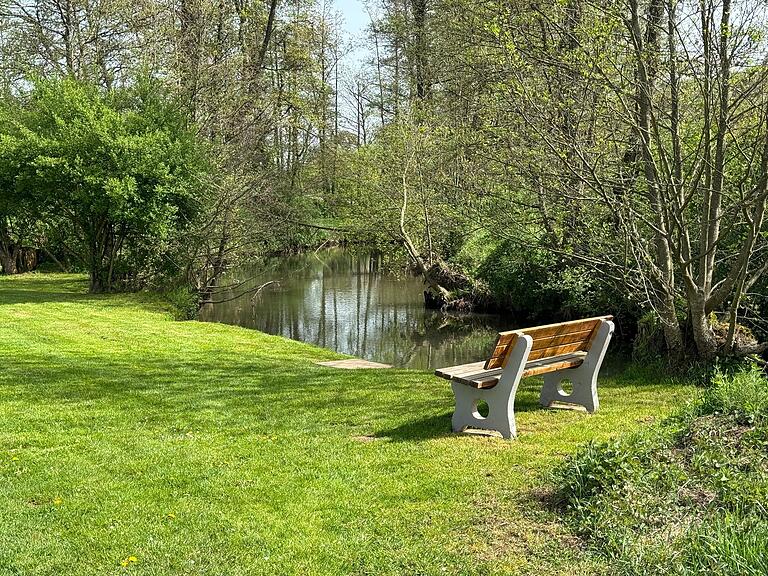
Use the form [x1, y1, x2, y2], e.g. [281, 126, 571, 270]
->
[553, 368, 768, 576]
[0, 273, 693, 576]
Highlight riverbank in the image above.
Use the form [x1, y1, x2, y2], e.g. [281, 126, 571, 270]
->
[0, 273, 694, 575]
[198, 248, 507, 370]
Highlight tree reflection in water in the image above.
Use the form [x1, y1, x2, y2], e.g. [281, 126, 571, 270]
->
[199, 249, 507, 369]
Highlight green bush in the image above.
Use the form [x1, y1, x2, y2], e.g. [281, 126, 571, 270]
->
[162, 285, 200, 320]
[0, 78, 208, 292]
[632, 312, 667, 361]
[477, 241, 615, 320]
[552, 366, 768, 575]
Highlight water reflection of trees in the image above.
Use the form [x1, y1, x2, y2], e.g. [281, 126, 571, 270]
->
[201, 249, 504, 369]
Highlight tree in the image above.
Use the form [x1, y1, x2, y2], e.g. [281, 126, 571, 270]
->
[2, 78, 207, 291]
[0, 101, 40, 275]
[348, 0, 768, 359]
[487, 0, 768, 358]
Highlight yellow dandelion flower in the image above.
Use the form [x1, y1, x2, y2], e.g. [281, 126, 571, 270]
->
[120, 555, 138, 567]
[53, 497, 63, 506]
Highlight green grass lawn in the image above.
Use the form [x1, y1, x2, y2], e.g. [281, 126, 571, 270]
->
[0, 273, 694, 576]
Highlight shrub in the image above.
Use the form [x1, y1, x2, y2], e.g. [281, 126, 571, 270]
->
[632, 312, 666, 362]
[0, 78, 208, 292]
[162, 285, 200, 320]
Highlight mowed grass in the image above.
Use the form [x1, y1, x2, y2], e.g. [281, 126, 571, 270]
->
[0, 273, 693, 576]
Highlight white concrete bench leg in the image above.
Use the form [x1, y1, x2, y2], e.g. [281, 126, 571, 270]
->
[450, 335, 533, 439]
[539, 320, 615, 413]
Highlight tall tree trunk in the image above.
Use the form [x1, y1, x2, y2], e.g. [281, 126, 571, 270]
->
[178, 0, 203, 121]
[0, 220, 19, 275]
[398, 150, 450, 307]
[372, 24, 386, 125]
[628, 0, 685, 357]
[410, 0, 428, 100]
[0, 249, 18, 275]
[689, 0, 731, 359]
[255, 0, 279, 74]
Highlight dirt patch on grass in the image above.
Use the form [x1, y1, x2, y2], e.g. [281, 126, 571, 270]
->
[352, 435, 377, 443]
[461, 488, 601, 575]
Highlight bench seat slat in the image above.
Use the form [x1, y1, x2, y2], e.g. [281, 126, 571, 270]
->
[523, 354, 586, 377]
[453, 369, 505, 389]
[434, 361, 486, 380]
[435, 351, 587, 389]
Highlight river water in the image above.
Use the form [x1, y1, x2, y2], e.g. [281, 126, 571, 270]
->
[198, 249, 507, 369]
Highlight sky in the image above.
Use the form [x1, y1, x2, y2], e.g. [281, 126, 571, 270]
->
[333, 0, 369, 41]
[332, 0, 371, 67]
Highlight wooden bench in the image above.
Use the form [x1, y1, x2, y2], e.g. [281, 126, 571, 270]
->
[435, 316, 614, 438]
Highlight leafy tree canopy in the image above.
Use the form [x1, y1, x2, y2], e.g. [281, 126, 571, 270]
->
[0, 78, 208, 292]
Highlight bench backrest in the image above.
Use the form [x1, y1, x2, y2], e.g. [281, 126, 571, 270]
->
[484, 316, 613, 370]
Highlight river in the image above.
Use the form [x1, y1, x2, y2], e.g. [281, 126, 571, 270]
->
[199, 248, 507, 369]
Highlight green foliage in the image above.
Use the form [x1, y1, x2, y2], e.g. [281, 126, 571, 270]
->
[553, 432, 667, 507]
[478, 243, 557, 318]
[632, 312, 667, 362]
[451, 230, 497, 276]
[701, 366, 768, 423]
[0, 78, 208, 291]
[477, 240, 621, 321]
[553, 368, 768, 575]
[162, 284, 201, 320]
[338, 120, 468, 262]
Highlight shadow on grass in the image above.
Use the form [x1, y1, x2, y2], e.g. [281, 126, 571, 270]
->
[376, 412, 454, 441]
[0, 274, 173, 316]
[1, 323, 687, 439]
[376, 387, 548, 441]
[0, 288, 101, 306]
[0, 274, 95, 306]
[2, 348, 546, 443]
[1, 276, 689, 446]
[2, 353, 454, 438]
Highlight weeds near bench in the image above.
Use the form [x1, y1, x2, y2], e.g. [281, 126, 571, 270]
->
[552, 366, 768, 576]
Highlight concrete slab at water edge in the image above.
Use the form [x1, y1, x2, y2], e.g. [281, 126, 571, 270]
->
[316, 359, 392, 369]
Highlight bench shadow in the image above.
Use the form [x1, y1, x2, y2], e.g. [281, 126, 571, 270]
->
[376, 390, 545, 442]
[376, 412, 454, 442]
